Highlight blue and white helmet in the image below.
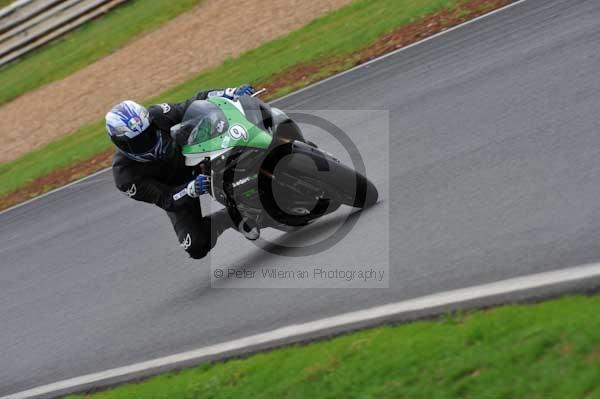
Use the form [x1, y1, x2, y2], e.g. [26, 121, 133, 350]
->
[105, 100, 162, 162]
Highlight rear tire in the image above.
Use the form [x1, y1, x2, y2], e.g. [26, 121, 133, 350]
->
[276, 145, 378, 209]
[333, 167, 378, 208]
[259, 142, 378, 226]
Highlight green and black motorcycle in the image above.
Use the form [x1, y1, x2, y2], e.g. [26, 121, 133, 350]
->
[170, 94, 378, 240]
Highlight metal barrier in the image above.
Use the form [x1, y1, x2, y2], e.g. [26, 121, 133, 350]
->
[0, 0, 128, 68]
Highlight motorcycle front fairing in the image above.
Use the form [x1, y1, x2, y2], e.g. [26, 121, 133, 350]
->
[179, 97, 273, 166]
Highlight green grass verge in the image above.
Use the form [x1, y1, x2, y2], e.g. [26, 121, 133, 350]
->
[0, 0, 472, 198]
[0, 0, 200, 106]
[65, 296, 600, 399]
[0, 0, 16, 9]
[0, 120, 106, 196]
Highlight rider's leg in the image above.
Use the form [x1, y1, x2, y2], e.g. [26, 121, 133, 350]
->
[166, 205, 233, 260]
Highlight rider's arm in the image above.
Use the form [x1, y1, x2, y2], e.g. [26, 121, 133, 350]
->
[116, 176, 196, 212]
[151, 86, 253, 128]
[148, 88, 226, 129]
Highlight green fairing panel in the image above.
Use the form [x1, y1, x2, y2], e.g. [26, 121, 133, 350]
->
[182, 98, 272, 155]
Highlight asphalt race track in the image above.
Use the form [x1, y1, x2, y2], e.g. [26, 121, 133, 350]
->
[3, 0, 600, 395]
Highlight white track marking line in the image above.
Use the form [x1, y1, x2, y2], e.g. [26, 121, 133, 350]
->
[0, 0, 527, 217]
[4, 262, 600, 399]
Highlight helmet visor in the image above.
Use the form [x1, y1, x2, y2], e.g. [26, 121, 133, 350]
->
[126, 129, 159, 155]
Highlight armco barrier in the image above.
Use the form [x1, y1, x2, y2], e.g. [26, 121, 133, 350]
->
[0, 0, 128, 68]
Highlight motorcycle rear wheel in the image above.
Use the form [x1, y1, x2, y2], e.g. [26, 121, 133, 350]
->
[259, 143, 379, 226]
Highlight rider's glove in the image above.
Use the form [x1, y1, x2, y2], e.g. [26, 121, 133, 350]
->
[235, 84, 254, 97]
[223, 84, 254, 100]
[186, 174, 210, 198]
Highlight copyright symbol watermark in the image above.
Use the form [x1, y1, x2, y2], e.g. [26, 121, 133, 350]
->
[209, 110, 390, 289]
[213, 268, 224, 279]
[219, 110, 383, 258]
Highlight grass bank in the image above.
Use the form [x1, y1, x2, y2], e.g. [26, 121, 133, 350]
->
[0, 0, 511, 207]
[65, 295, 600, 399]
[0, 0, 15, 9]
[0, 0, 200, 106]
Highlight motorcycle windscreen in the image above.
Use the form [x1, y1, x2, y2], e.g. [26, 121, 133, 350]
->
[180, 101, 229, 146]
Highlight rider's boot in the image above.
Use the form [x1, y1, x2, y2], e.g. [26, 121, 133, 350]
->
[238, 217, 260, 240]
[209, 208, 259, 241]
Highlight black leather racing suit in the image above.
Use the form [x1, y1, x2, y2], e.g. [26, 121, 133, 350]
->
[112, 89, 232, 259]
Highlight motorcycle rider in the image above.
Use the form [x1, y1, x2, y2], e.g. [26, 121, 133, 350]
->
[105, 85, 254, 259]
